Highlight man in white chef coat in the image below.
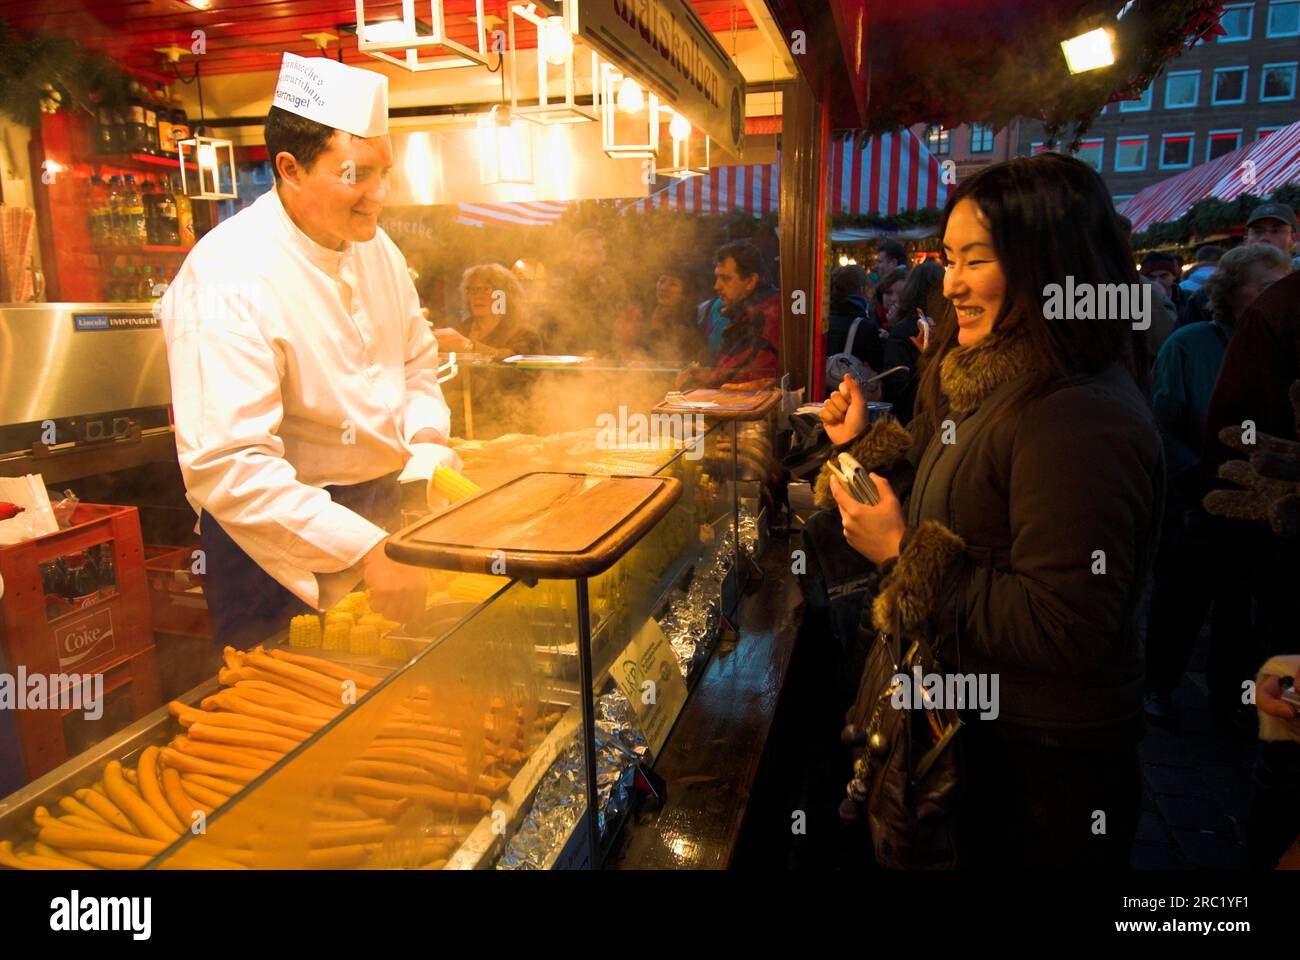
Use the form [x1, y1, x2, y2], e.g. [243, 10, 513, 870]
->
[160, 53, 456, 649]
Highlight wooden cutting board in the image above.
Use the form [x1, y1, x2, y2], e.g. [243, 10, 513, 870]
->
[652, 388, 780, 421]
[386, 472, 682, 579]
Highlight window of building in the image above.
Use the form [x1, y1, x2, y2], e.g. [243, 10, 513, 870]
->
[1261, 62, 1298, 99]
[1075, 139, 1104, 172]
[1258, 125, 1286, 139]
[1206, 129, 1243, 160]
[1213, 66, 1249, 104]
[1159, 133, 1194, 169]
[1267, 1, 1300, 37]
[1120, 84, 1153, 111]
[924, 124, 950, 156]
[1218, 3, 1255, 40]
[1115, 137, 1148, 172]
[969, 123, 994, 154]
[1165, 71, 1200, 108]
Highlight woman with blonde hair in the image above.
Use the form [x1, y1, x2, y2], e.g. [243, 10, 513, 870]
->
[453, 262, 544, 358]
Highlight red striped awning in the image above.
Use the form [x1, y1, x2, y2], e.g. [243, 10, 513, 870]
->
[1122, 120, 1300, 232]
[626, 129, 947, 219]
[626, 163, 781, 216]
[830, 129, 949, 214]
[456, 201, 569, 227]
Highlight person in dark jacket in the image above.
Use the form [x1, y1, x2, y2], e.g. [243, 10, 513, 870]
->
[820, 154, 1163, 868]
[826, 264, 884, 374]
[1144, 243, 1290, 725]
[881, 259, 945, 425]
[678, 240, 780, 388]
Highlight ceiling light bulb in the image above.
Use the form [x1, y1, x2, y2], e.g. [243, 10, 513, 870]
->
[542, 16, 573, 66]
[669, 112, 691, 141]
[617, 77, 644, 114]
[197, 143, 217, 170]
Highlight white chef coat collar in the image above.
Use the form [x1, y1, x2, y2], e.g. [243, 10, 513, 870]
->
[267, 185, 354, 270]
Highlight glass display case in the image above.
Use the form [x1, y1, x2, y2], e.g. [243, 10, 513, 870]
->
[0, 373, 772, 869]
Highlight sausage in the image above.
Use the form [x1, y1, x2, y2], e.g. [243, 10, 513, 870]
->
[171, 736, 277, 770]
[158, 747, 259, 783]
[186, 722, 299, 755]
[53, 848, 151, 870]
[176, 776, 231, 808]
[37, 822, 169, 856]
[218, 665, 345, 708]
[265, 649, 379, 689]
[161, 767, 210, 827]
[245, 649, 357, 698]
[104, 760, 180, 843]
[137, 746, 186, 834]
[336, 775, 490, 813]
[75, 787, 141, 836]
[233, 681, 338, 718]
[168, 702, 309, 741]
[57, 795, 111, 827]
[205, 691, 325, 733]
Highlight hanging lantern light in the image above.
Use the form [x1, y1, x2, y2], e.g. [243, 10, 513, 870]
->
[354, 0, 490, 72]
[507, 1, 597, 124]
[179, 134, 237, 200]
[478, 105, 534, 185]
[600, 63, 658, 159]
[656, 108, 710, 179]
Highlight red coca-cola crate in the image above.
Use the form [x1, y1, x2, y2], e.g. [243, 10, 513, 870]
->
[144, 544, 210, 638]
[0, 503, 160, 781]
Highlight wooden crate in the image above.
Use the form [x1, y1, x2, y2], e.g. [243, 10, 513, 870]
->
[0, 503, 159, 780]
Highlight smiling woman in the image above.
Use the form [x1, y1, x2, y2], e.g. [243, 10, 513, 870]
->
[827, 153, 1164, 869]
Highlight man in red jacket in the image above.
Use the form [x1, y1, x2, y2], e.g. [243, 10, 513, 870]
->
[680, 239, 781, 388]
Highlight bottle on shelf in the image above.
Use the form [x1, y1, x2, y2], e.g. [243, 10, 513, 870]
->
[94, 103, 120, 155]
[87, 175, 109, 243]
[123, 174, 147, 245]
[141, 178, 158, 245]
[96, 543, 116, 601]
[170, 93, 190, 155]
[126, 82, 147, 154]
[41, 560, 69, 620]
[137, 265, 154, 301]
[156, 183, 180, 246]
[155, 85, 173, 156]
[61, 552, 98, 610]
[172, 174, 195, 247]
[142, 84, 160, 155]
[106, 175, 125, 247]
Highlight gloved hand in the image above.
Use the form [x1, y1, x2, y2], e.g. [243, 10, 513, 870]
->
[1202, 380, 1300, 538]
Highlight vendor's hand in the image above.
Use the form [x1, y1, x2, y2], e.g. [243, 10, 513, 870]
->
[409, 427, 447, 445]
[361, 539, 426, 626]
[822, 375, 872, 446]
[828, 472, 906, 565]
[1258, 674, 1298, 721]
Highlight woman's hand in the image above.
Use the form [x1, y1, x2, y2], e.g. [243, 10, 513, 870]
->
[828, 472, 906, 565]
[1258, 674, 1298, 721]
[821, 375, 872, 446]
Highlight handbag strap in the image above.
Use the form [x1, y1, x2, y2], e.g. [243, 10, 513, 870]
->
[843, 315, 863, 356]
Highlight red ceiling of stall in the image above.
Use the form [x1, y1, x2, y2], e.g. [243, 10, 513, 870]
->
[0, 1, 756, 78]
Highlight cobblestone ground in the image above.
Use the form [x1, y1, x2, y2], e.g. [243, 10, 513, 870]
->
[1134, 630, 1256, 870]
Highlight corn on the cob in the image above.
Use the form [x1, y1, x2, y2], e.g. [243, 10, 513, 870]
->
[430, 466, 480, 503]
[349, 624, 380, 657]
[447, 574, 503, 602]
[322, 619, 350, 652]
[379, 634, 406, 661]
[289, 614, 322, 649]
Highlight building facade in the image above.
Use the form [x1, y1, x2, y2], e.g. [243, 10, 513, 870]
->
[1015, 0, 1299, 208]
[907, 120, 1023, 186]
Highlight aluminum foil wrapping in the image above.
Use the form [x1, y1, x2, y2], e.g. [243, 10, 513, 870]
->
[496, 689, 646, 870]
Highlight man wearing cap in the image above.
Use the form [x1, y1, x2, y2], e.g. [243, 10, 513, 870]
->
[160, 54, 457, 648]
[1246, 202, 1298, 259]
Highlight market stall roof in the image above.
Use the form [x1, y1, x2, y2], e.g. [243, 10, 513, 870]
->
[627, 128, 946, 220]
[0, 0, 755, 78]
[455, 200, 567, 228]
[1122, 120, 1300, 232]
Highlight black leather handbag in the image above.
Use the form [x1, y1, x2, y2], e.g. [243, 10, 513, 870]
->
[840, 607, 964, 869]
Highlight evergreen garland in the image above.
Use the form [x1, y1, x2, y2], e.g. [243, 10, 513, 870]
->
[0, 18, 132, 128]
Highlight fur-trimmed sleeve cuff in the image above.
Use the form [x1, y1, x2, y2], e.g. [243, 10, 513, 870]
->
[814, 417, 914, 509]
[871, 521, 967, 637]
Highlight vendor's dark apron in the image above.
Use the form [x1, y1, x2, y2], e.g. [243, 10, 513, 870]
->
[199, 471, 402, 650]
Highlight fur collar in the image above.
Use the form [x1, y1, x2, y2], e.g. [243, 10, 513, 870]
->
[939, 328, 1037, 415]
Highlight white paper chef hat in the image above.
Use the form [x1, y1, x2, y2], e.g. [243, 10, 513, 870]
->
[272, 52, 388, 138]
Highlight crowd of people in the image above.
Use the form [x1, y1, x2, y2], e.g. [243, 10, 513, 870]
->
[427, 228, 782, 389]
[806, 154, 1299, 869]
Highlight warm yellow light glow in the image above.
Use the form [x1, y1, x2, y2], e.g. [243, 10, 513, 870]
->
[478, 106, 533, 185]
[617, 77, 644, 114]
[197, 143, 217, 170]
[838, 254, 850, 267]
[542, 15, 573, 66]
[186, 0, 212, 9]
[404, 133, 436, 205]
[668, 111, 691, 142]
[1061, 27, 1115, 74]
[364, 18, 416, 43]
